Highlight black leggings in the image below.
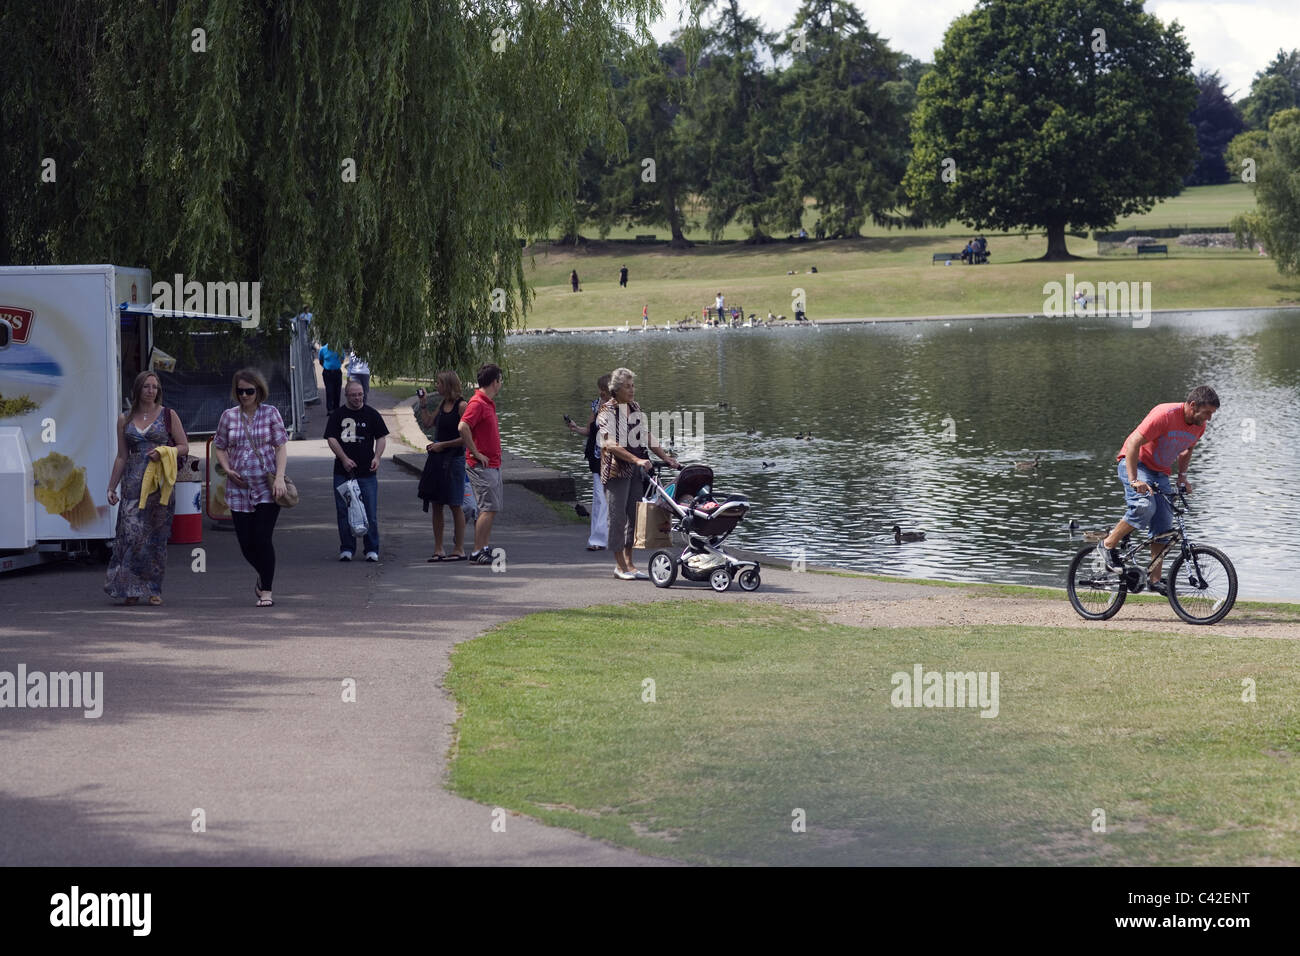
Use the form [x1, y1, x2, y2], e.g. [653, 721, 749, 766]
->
[231, 503, 281, 591]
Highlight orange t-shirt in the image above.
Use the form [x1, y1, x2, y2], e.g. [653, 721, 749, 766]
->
[1116, 403, 1205, 475]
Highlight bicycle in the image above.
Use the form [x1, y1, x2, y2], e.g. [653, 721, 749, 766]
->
[1066, 485, 1237, 625]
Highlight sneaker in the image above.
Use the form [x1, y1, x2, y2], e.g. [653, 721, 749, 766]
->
[614, 570, 637, 580]
[339, 551, 353, 562]
[1094, 541, 1122, 571]
[365, 552, 379, 562]
[472, 549, 494, 565]
[1148, 578, 1169, 596]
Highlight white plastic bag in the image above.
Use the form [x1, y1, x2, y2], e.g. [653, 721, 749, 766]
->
[336, 479, 368, 536]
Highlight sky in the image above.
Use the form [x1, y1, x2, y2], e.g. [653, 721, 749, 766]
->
[649, 0, 1298, 100]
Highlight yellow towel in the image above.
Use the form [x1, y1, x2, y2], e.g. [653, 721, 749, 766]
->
[139, 445, 179, 506]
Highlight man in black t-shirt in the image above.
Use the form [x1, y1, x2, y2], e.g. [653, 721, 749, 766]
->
[324, 379, 390, 561]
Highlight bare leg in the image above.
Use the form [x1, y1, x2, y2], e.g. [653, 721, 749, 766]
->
[1102, 519, 1135, 550]
[451, 506, 466, 554]
[618, 546, 635, 574]
[1148, 539, 1172, 580]
[432, 508, 445, 555]
[474, 511, 496, 553]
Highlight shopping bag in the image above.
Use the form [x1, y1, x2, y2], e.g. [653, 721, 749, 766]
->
[336, 479, 368, 536]
[633, 501, 671, 549]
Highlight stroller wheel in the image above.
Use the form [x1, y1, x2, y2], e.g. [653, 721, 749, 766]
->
[709, 567, 731, 592]
[737, 568, 761, 592]
[649, 550, 677, 588]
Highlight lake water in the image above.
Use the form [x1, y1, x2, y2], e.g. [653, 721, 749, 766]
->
[493, 310, 1300, 601]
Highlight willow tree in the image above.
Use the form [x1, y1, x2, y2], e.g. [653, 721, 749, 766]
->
[903, 0, 1197, 260]
[0, 0, 661, 373]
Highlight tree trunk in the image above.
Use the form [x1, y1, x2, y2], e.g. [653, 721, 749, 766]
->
[665, 189, 693, 248]
[1040, 221, 1079, 260]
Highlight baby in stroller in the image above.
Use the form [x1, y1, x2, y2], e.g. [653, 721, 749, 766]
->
[642, 463, 761, 592]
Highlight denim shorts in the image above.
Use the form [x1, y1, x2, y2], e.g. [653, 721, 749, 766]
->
[1117, 459, 1173, 535]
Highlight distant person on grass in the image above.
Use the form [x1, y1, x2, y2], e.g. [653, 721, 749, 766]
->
[460, 363, 505, 565]
[1095, 386, 1220, 593]
[619, 265, 628, 287]
[571, 270, 580, 293]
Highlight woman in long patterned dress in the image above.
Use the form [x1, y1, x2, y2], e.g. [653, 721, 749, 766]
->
[104, 371, 190, 605]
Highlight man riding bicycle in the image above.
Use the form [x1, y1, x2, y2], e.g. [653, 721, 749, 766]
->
[1097, 385, 1221, 594]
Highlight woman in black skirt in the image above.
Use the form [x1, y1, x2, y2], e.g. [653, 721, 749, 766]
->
[417, 370, 469, 560]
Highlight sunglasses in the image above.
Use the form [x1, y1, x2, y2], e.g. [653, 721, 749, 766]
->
[236, 387, 257, 396]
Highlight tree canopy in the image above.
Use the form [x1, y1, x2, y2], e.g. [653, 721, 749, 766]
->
[775, 0, 912, 237]
[902, 0, 1197, 259]
[1186, 70, 1244, 186]
[0, 0, 662, 375]
[1232, 109, 1300, 276]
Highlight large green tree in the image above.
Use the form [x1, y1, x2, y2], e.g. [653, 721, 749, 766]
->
[581, 42, 704, 247]
[1232, 109, 1300, 275]
[774, 0, 911, 238]
[903, 0, 1197, 259]
[693, 0, 786, 241]
[1186, 70, 1244, 186]
[0, 0, 660, 373]
[1241, 73, 1296, 131]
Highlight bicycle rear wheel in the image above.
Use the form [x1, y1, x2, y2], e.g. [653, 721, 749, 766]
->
[1167, 545, 1237, 625]
[1067, 545, 1127, 620]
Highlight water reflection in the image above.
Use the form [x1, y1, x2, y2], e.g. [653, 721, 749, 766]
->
[497, 311, 1300, 600]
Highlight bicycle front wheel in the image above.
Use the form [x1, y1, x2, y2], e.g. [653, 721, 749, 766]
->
[1067, 545, 1127, 620]
[1167, 545, 1237, 625]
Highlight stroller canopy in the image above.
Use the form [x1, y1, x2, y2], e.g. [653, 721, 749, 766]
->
[671, 464, 714, 502]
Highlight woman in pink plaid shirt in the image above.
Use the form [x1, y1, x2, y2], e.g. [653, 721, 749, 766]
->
[213, 368, 289, 607]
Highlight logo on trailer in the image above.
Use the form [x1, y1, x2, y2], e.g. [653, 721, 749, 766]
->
[0, 306, 35, 344]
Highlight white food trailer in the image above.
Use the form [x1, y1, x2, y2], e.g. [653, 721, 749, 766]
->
[0, 264, 312, 573]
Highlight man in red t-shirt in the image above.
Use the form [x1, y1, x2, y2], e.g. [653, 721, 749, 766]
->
[459, 363, 504, 564]
[1097, 385, 1220, 592]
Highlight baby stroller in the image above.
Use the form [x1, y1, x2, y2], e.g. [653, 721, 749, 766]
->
[642, 463, 761, 592]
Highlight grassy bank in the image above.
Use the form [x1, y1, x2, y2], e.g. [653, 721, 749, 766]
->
[447, 602, 1300, 865]
[516, 184, 1298, 328]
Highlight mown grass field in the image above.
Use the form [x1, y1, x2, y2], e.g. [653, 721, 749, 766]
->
[446, 602, 1300, 866]
[519, 184, 1299, 328]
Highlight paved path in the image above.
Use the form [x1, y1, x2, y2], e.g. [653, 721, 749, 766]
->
[3, 389, 1289, 866]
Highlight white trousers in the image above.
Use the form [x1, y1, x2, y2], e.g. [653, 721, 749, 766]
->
[588, 472, 608, 547]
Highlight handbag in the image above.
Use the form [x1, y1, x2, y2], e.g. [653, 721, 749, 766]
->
[240, 409, 299, 508]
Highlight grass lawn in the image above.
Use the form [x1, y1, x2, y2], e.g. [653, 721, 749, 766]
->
[520, 184, 1299, 328]
[446, 602, 1300, 865]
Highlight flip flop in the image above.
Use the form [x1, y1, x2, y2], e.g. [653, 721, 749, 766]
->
[427, 554, 445, 563]
[586, 545, 606, 551]
[148, 596, 163, 606]
[443, 553, 466, 562]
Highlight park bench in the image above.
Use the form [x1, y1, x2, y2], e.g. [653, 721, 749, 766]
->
[635, 234, 657, 243]
[1136, 244, 1168, 257]
[932, 252, 960, 265]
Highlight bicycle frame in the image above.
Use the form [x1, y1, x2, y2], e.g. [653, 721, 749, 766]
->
[1111, 487, 1208, 591]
